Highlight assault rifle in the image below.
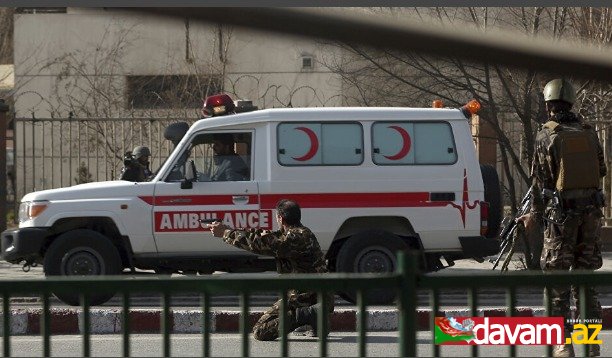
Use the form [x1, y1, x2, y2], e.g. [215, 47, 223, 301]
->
[490, 187, 533, 271]
[491, 187, 559, 271]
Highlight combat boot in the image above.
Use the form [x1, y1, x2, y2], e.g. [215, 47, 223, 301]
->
[295, 304, 328, 337]
[552, 344, 575, 357]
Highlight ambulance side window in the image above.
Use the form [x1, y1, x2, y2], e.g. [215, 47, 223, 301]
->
[372, 121, 457, 165]
[165, 132, 252, 182]
[277, 122, 363, 166]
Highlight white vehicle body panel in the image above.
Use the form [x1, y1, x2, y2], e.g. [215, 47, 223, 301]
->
[18, 107, 486, 258]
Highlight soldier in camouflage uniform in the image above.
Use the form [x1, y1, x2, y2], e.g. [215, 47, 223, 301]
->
[209, 199, 332, 341]
[520, 79, 607, 357]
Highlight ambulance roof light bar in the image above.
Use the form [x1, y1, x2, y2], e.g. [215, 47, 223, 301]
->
[202, 93, 235, 117]
[202, 93, 259, 118]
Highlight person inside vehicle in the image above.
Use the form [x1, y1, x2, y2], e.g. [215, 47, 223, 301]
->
[210, 133, 249, 181]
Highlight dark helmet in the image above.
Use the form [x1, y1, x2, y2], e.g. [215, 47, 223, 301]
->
[132, 146, 151, 159]
[543, 79, 576, 105]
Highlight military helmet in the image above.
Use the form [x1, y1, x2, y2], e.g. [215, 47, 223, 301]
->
[132, 146, 151, 159]
[543, 78, 576, 105]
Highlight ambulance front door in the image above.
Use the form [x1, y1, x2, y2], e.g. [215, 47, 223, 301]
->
[151, 130, 269, 254]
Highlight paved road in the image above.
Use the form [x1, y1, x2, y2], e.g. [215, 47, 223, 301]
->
[3, 332, 609, 357]
[4, 253, 612, 308]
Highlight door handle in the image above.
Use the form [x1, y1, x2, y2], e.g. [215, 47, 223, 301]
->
[232, 196, 249, 205]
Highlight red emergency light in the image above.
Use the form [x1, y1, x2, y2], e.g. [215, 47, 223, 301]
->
[202, 93, 236, 117]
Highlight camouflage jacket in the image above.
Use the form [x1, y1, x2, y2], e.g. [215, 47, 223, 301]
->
[530, 112, 606, 214]
[222, 225, 328, 275]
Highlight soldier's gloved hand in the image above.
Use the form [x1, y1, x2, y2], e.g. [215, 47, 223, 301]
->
[208, 221, 229, 238]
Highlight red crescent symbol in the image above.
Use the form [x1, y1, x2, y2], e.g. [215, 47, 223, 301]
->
[292, 127, 319, 161]
[384, 125, 412, 160]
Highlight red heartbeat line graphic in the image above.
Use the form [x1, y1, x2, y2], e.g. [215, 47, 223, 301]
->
[449, 169, 480, 228]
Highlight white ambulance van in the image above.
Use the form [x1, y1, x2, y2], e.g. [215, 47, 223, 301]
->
[1, 94, 501, 305]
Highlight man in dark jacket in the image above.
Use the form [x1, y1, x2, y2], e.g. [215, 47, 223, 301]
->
[209, 199, 332, 341]
[210, 133, 249, 181]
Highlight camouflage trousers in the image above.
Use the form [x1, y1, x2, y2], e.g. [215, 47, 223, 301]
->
[253, 291, 334, 341]
[540, 207, 603, 331]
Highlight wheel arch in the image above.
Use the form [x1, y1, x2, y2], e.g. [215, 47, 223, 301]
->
[327, 216, 421, 268]
[44, 217, 131, 269]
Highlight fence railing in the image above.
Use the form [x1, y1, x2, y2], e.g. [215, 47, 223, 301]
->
[11, 117, 196, 207]
[0, 253, 418, 357]
[1, 252, 611, 357]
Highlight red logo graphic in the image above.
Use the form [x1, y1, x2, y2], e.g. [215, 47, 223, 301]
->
[384, 125, 412, 160]
[292, 126, 319, 161]
[449, 169, 479, 227]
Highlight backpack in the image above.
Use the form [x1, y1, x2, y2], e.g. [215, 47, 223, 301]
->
[542, 120, 601, 191]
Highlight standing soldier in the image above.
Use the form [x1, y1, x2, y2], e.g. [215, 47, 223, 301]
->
[208, 199, 333, 341]
[119, 146, 152, 182]
[519, 79, 607, 357]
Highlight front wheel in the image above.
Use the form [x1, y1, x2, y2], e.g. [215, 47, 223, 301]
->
[44, 229, 122, 306]
[335, 230, 408, 304]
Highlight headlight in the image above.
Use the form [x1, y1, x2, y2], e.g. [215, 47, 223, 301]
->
[18, 201, 49, 223]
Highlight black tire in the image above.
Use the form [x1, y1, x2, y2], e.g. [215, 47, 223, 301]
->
[480, 164, 503, 238]
[335, 230, 408, 305]
[43, 229, 122, 306]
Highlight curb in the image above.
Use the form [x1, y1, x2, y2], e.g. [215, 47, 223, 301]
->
[2, 306, 612, 335]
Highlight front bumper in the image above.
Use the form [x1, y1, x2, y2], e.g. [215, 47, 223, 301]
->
[1, 228, 49, 263]
[459, 235, 500, 258]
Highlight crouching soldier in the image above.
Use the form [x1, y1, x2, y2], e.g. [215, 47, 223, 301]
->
[208, 199, 334, 340]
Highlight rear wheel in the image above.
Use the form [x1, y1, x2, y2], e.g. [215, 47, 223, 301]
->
[335, 230, 408, 304]
[44, 229, 122, 306]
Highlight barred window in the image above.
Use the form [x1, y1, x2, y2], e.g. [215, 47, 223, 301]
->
[126, 75, 222, 109]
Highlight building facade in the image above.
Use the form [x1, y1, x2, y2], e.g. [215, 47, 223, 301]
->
[13, 8, 345, 120]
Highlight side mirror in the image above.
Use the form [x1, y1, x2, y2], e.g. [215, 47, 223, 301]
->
[181, 160, 197, 189]
[164, 122, 190, 148]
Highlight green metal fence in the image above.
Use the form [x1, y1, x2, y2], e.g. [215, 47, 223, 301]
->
[0, 253, 418, 357]
[0, 253, 609, 357]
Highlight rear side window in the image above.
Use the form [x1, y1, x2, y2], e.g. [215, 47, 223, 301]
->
[277, 122, 363, 166]
[372, 121, 457, 165]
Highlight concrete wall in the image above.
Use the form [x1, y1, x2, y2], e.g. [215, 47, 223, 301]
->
[13, 9, 344, 119]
